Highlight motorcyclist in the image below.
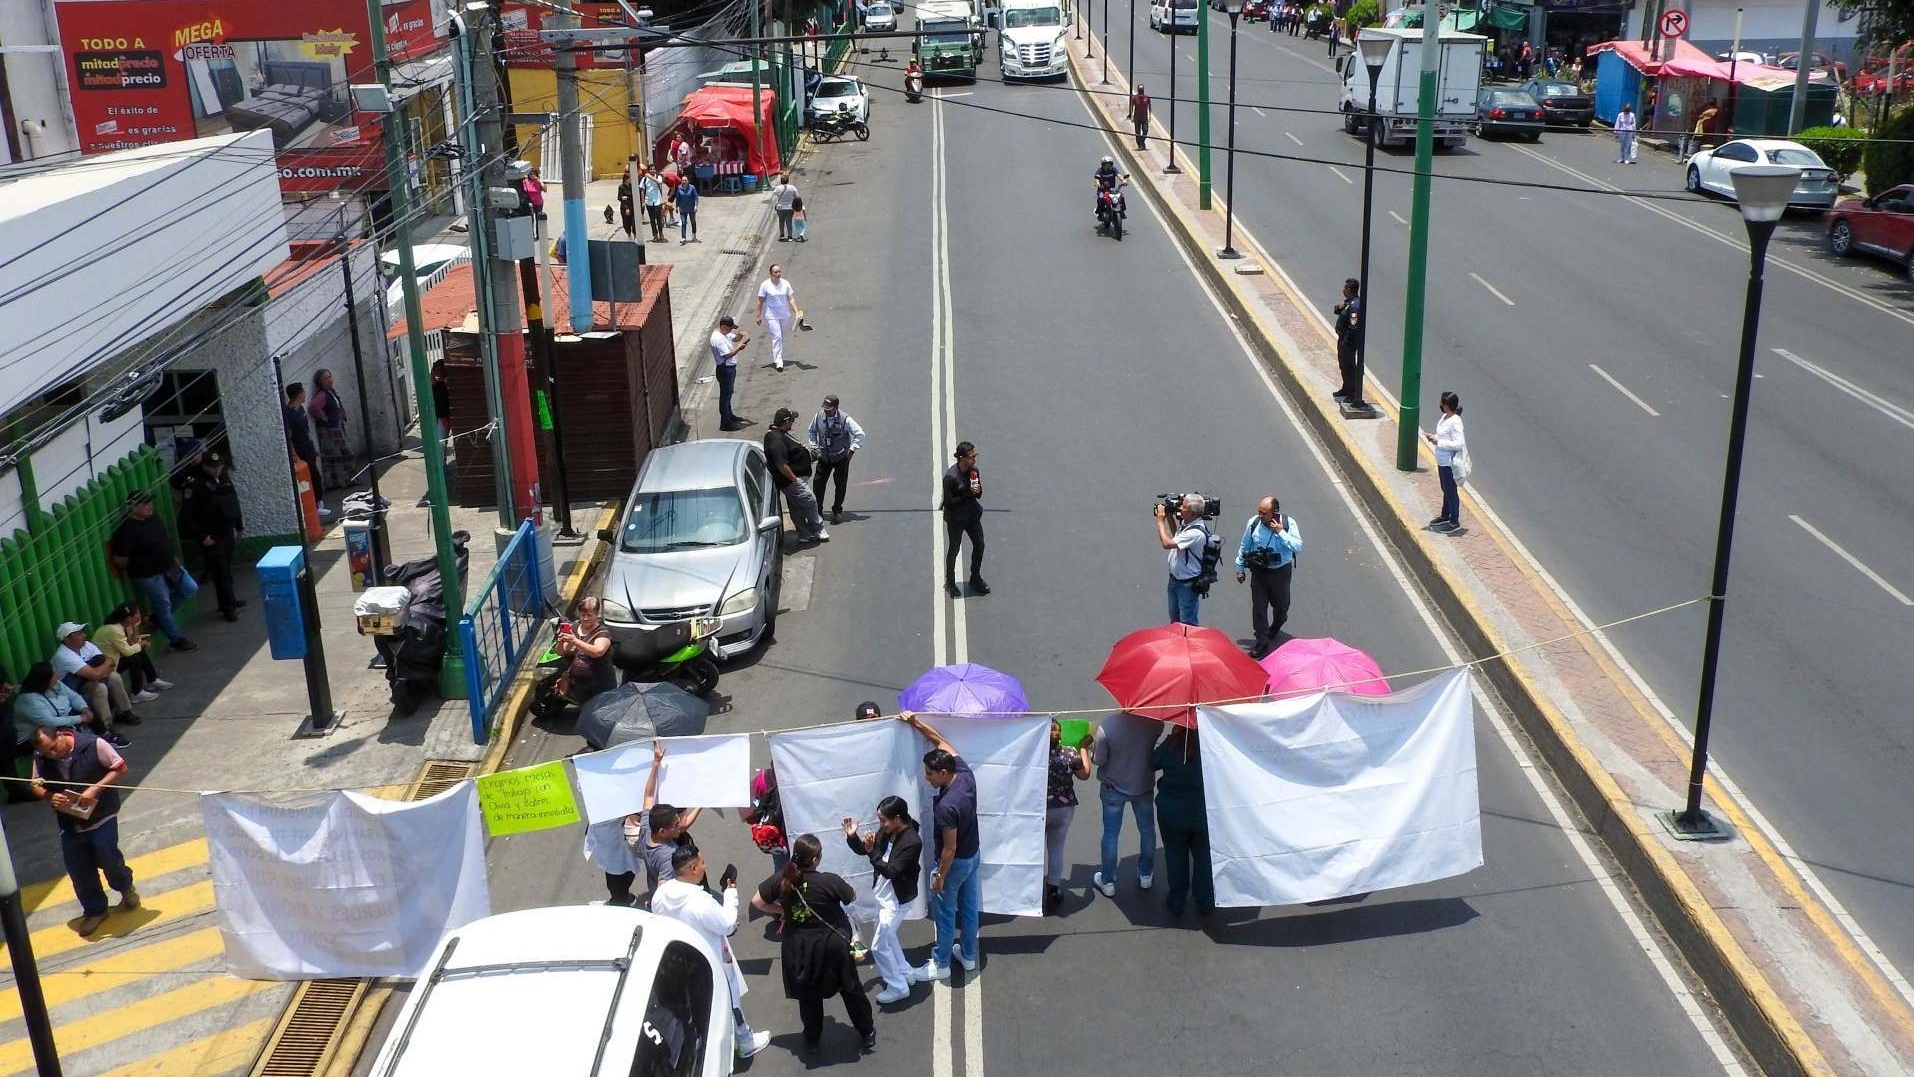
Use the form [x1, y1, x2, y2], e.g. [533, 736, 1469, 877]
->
[905, 57, 924, 100]
[1093, 155, 1128, 217]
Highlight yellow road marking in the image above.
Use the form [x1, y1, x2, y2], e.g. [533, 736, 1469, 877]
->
[0, 926, 225, 1022]
[88, 1015, 276, 1077]
[20, 839, 208, 914]
[3, 879, 215, 965]
[0, 975, 275, 1077]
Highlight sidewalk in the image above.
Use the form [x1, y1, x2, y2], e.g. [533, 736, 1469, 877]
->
[1067, 35, 1914, 1077]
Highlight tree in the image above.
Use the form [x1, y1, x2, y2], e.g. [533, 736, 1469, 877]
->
[1839, 0, 1914, 64]
[1861, 103, 1914, 195]
[1346, 0, 1380, 31]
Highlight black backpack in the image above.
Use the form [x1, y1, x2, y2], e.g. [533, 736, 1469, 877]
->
[1187, 520, 1223, 596]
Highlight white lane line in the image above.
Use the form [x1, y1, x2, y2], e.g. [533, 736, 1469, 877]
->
[1790, 515, 1914, 605]
[1772, 348, 1914, 432]
[933, 978, 954, 1077]
[1251, 106, 1269, 117]
[1079, 80, 1746, 1077]
[1588, 363, 1661, 416]
[1388, 209, 1407, 224]
[1327, 166, 1353, 185]
[1468, 271, 1516, 306]
[942, 91, 974, 98]
[929, 89, 950, 682]
[1284, 130, 1303, 145]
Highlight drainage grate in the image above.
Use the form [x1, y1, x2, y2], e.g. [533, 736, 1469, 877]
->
[409, 760, 476, 801]
[250, 979, 366, 1077]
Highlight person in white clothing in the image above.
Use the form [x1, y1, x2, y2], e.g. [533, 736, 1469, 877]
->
[1422, 390, 1467, 532]
[649, 845, 774, 1059]
[1613, 102, 1639, 163]
[755, 264, 798, 371]
[583, 816, 641, 906]
[843, 796, 924, 1004]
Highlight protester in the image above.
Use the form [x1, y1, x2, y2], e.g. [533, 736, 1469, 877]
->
[1155, 493, 1213, 626]
[711, 316, 749, 431]
[902, 711, 981, 979]
[584, 813, 642, 907]
[1046, 719, 1093, 914]
[431, 360, 453, 446]
[178, 451, 246, 621]
[772, 174, 801, 241]
[843, 796, 923, 1004]
[52, 622, 135, 742]
[1422, 390, 1468, 532]
[1234, 496, 1303, 658]
[625, 740, 705, 899]
[745, 765, 790, 879]
[854, 701, 882, 721]
[754, 264, 799, 372]
[749, 833, 878, 1055]
[308, 368, 355, 491]
[1332, 277, 1366, 405]
[31, 724, 135, 936]
[1153, 725, 1214, 917]
[675, 171, 701, 243]
[940, 441, 987, 598]
[1091, 711, 1157, 897]
[1684, 99, 1720, 158]
[808, 395, 866, 525]
[652, 845, 775, 1059]
[0, 668, 26, 804]
[766, 408, 829, 544]
[109, 491, 199, 650]
[282, 383, 329, 518]
[95, 603, 173, 701]
[1614, 101, 1639, 164]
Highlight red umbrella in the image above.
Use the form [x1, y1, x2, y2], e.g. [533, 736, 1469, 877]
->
[1096, 623, 1270, 726]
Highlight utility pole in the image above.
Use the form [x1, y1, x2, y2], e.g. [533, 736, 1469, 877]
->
[752, 0, 766, 168]
[364, 0, 465, 695]
[1786, 0, 1819, 134]
[1197, 0, 1214, 207]
[0, 818, 61, 1077]
[553, 0, 596, 335]
[337, 226, 389, 579]
[1395, 1, 1440, 471]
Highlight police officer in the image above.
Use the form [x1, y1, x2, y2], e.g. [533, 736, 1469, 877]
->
[1332, 278, 1366, 406]
[178, 452, 245, 622]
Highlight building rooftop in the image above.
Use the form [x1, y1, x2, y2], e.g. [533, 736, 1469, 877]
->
[388, 261, 672, 340]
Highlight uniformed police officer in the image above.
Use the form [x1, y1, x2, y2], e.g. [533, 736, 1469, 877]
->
[1332, 277, 1366, 406]
[178, 452, 245, 622]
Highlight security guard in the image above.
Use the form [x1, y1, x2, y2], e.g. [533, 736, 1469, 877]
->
[178, 452, 245, 622]
[1332, 277, 1365, 406]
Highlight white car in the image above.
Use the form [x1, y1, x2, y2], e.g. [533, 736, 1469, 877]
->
[807, 75, 871, 126]
[1685, 138, 1840, 211]
[381, 243, 470, 317]
[863, 2, 897, 30]
[1150, 0, 1198, 32]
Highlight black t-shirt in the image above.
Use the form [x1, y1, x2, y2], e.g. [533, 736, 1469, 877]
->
[110, 515, 174, 578]
[756, 869, 855, 931]
[763, 429, 810, 487]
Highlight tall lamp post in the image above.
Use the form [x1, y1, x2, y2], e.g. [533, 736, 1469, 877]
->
[1129, 0, 1137, 88]
[1102, 0, 1112, 81]
[1165, 15, 1183, 172]
[1345, 32, 1391, 416]
[1670, 163, 1800, 840]
[1216, 0, 1245, 258]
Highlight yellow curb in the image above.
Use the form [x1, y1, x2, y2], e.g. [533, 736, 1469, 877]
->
[1067, 42, 1842, 1077]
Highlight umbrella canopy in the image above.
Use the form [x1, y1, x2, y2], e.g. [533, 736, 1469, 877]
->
[1260, 637, 1391, 699]
[898, 663, 1030, 718]
[1096, 623, 1269, 726]
[576, 681, 712, 751]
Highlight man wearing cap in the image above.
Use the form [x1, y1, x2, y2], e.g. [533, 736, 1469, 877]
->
[50, 623, 134, 746]
[179, 452, 246, 622]
[765, 409, 828, 544]
[807, 395, 865, 526]
[110, 491, 199, 652]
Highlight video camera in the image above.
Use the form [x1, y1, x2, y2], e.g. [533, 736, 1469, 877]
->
[1158, 493, 1222, 519]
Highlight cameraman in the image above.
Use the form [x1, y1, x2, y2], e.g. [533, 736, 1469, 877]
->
[1234, 496, 1303, 658]
[1155, 494, 1212, 626]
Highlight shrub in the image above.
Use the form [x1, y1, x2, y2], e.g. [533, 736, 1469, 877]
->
[1797, 125, 1867, 176]
[1861, 104, 1914, 194]
[1346, 0, 1380, 30]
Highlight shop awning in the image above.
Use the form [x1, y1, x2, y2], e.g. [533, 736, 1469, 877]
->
[1485, 5, 1530, 31]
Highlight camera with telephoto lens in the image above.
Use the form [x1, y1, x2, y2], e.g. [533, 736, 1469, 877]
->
[1159, 493, 1222, 519]
[1243, 548, 1275, 571]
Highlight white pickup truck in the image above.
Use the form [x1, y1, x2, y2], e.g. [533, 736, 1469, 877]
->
[1337, 26, 1485, 151]
[998, 0, 1069, 79]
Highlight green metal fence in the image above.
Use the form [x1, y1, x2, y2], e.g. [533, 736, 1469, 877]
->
[0, 446, 191, 678]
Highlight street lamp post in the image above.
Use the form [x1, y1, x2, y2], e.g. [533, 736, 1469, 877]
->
[1165, 14, 1183, 172]
[1129, 0, 1137, 89]
[1346, 33, 1391, 416]
[1217, 0, 1245, 258]
[1670, 163, 1800, 840]
[1103, 0, 1111, 82]
[1, 817, 62, 1077]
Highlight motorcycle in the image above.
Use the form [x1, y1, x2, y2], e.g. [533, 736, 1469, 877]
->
[810, 109, 872, 143]
[1096, 185, 1127, 241]
[905, 68, 924, 103]
[616, 616, 724, 697]
[373, 529, 471, 715]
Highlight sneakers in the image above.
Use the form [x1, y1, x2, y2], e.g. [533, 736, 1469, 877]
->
[118, 887, 141, 911]
[913, 960, 950, 983]
[104, 731, 132, 748]
[830, 508, 842, 524]
[861, 1029, 877, 1053]
[73, 912, 108, 936]
[170, 638, 199, 652]
[130, 690, 160, 703]
[737, 1030, 772, 1058]
[815, 528, 831, 542]
[117, 712, 143, 726]
[875, 983, 911, 1004]
[968, 578, 991, 595]
[945, 581, 961, 598]
[1092, 871, 1116, 897]
[953, 948, 978, 972]
[317, 506, 333, 519]
[150, 679, 176, 691]
[1138, 873, 1154, 891]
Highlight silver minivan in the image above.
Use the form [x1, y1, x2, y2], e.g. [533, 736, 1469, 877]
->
[598, 439, 782, 663]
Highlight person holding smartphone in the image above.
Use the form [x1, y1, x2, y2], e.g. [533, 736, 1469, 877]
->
[649, 845, 773, 1060]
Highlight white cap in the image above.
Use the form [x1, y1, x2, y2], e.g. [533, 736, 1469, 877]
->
[56, 621, 87, 638]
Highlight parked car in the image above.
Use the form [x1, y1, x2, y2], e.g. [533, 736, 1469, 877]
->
[1776, 50, 1847, 83]
[1519, 79, 1593, 126]
[1715, 49, 1773, 67]
[1684, 139, 1841, 211]
[806, 75, 870, 126]
[1853, 43, 1914, 96]
[1241, 0, 1273, 20]
[1826, 184, 1914, 280]
[1473, 88, 1544, 140]
[1150, 0, 1198, 32]
[598, 439, 784, 666]
[381, 243, 470, 317]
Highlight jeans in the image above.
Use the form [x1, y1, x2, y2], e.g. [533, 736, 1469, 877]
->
[812, 455, 852, 515]
[1248, 563, 1293, 651]
[780, 481, 825, 541]
[62, 816, 133, 917]
[930, 852, 981, 967]
[1167, 575, 1201, 625]
[715, 363, 738, 425]
[1438, 464, 1460, 526]
[130, 571, 198, 644]
[1133, 117, 1148, 149]
[1099, 785, 1155, 882]
[679, 206, 698, 239]
[1045, 803, 1075, 886]
[944, 517, 985, 584]
[1160, 820, 1214, 914]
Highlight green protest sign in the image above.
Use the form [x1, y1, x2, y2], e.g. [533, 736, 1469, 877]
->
[476, 760, 580, 836]
[1057, 718, 1094, 750]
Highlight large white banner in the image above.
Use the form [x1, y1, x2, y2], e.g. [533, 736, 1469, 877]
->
[1200, 670, 1481, 907]
[572, 734, 754, 823]
[940, 716, 1048, 918]
[202, 783, 491, 980]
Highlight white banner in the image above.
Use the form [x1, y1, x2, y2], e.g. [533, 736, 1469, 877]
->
[201, 783, 491, 980]
[940, 716, 1048, 918]
[1199, 669, 1481, 907]
[572, 734, 754, 823]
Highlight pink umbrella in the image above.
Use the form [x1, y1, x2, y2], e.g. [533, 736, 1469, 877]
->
[1259, 637, 1391, 699]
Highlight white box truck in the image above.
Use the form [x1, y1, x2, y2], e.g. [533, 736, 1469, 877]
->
[998, 0, 1069, 79]
[1338, 27, 1485, 151]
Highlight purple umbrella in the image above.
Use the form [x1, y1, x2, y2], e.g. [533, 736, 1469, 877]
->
[897, 663, 1031, 718]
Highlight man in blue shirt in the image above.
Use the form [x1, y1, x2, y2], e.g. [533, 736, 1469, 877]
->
[902, 711, 981, 981]
[1234, 496, 1303, 658]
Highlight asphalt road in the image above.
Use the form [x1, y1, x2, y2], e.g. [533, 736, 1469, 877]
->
[356, 57, 1767, 1077]
[1099, 5, 1914, 983]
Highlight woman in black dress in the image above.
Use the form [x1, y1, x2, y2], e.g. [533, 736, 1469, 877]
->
[750, 833, 877, 1055]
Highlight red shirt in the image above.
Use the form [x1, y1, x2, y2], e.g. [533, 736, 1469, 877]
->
[1130, 92, 1151, 121]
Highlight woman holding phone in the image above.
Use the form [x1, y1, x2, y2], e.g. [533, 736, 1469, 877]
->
[843, 796, 922, 1005]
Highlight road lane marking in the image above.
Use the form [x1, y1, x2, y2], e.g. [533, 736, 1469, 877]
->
[941, 91, 974, 97]
[1284, 130, 1302, 145]
[1789, 515, 1914, 605]
[1388, 210, 1407, 224]
[0, 975, 275, 1077]
[1588, 364, 1661, 416]
[0, 927, 226, 1021]
[1772, 348, 1914, 432]
[1468, 271, 1515, 306]
[22, 878, 214, 964]
[1327, 166, 1353, 184]
[21, 838, 208, 913]
[89, 1015, 277, 1077]
[1251, 106, 1268, 117]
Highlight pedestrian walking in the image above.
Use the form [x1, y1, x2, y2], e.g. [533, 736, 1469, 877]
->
[940, 441, 988, 597]
[1234, 496, 1303, 658]
[639, 165, 668, 241]
[1155, 493, 1213, 626]
[179, 451, 245, 621]
[309, 368, 355, 491]
[711, 316, 749, 430]
[754, 263, 798, 371]
[902, 711, 982, 980]
[1614, 102, 1639, 163]
[1045, 719, 1092, 914]
[617, 175, 638, 238]
[772, 174, 801, 241]
[1153, 725, 1213, 917]
[1129, 85, 1151, 150]
[808, 395, 865, 524]
[1331, 277, 1366, 405]
[749, 833, 878, 1056]
[792, 196, 809, 242]
[675, 172, 700, 242]
[652, 845, 775, 1060]
[282, 383, 329, 516]
[624, 741, 705, 899]
[1091, 710, 1158, 897]
[109, 491, 198, 651]
[661, 163, 680, 227]
[95, 604, 173, 701]
[30, 724, 135, 936]
[767, 408, 829, 543]
[1519, 40, 1533, 77]
[1422, 390, 1467, 532]
[842, 796, 922, 1004]
[52, 622, 135, 740]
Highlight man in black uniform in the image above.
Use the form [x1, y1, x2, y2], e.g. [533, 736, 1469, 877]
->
[178, 453, 245, 622]
[940, 441, 988, 598]
[1332, 277, 1366, 406]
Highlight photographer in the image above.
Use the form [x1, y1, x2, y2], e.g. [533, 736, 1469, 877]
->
[1155, 494, 1213, 626]
[1234, 496, 1304, 658]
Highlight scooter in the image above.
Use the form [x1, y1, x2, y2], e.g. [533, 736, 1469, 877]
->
[616, 616, 724, 697]
[1095, 185, 1127, 241]
[905, 70, 924, 103]
[373, 530, 471, 715]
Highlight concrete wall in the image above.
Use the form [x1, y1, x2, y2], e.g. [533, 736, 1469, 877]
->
[25, 392, 145, 509]
[0, 0, 78, 161]
[169, 305, 301, 540]
[508, 67, 641, 179]
[1682, 0, 1861, 65]
[266, 243, 407, 465]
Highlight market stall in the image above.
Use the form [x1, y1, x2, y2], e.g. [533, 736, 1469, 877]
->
[653, 84, 783, 191]
[1589, 39, 1836, 137]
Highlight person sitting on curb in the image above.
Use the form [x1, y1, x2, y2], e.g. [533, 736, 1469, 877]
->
[95, 603, 175, 703]
[50, 622, 135, 745]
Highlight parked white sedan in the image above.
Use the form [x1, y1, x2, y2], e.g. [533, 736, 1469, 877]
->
[1685, 139, 1841, 211]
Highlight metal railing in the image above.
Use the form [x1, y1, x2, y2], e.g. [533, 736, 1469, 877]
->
[458, 520, 545, 743]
